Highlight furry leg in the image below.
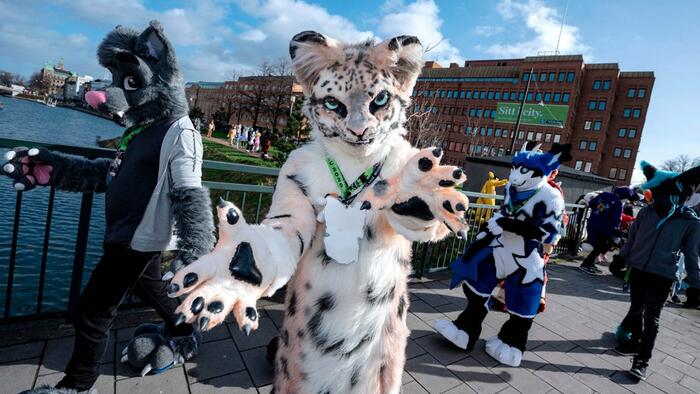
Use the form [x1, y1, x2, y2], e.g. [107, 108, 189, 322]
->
[485, 314, 533, 367]
[452, 283, 490, 351]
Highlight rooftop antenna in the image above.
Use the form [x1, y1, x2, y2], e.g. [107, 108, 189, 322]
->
[554, 0, 570, 55]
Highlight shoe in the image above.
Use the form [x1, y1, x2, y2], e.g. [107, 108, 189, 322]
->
[613, 343, 639, 356]
[629, 359, 648, 380]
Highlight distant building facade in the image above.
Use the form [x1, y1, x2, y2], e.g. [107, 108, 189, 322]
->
[410, 55, 654, 185]
[64, 75, 93, 101]
[185, 76, 303, 131]
[39, 60, 74, 96]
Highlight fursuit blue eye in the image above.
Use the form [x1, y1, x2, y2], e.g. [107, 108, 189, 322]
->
[324, 97, 339, 111]
[373, 91, 389, 107]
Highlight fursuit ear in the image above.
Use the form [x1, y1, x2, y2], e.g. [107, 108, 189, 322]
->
[136, 20, 179, 80]
[548, 143, 572, 164]
[676, 165, 700, 190]
[375, 35, 424, 97]
[640, 160, 657, 182]
[289, 31, 342, 95]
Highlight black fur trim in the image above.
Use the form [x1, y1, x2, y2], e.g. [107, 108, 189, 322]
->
[286, 174, 309, 196]
[496, 217, 545, 240]
[170, 187, 216, 264]
[47, 150, 111, 193]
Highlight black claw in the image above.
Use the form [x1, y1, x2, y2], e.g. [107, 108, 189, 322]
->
[245, 307, 258, 322]
[207, 301, 224, 314]
[175, 313, 186, 326]
[199, 316, 210, 331]
[360, 201, 371, 210]
[432, 148, 443, 158]
[453, 168, 463, 179]
[191, 296, 204, 315]
[167, 283, 180, 295]
[226, 208, 239, 224]
[243, 324, 252, 336]
[217, 196, 227, 208]
[183, 272, 198, 288]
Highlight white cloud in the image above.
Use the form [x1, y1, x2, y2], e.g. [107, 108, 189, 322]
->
[239, 29, 267, 42]
[378, 0, 462, 65]
[483, 0, 591, 59]
[473, 25, 503, 37]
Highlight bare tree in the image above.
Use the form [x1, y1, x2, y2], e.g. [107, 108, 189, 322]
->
[237, 59, 295, 131]
[405, 82, 449, 148]
[28, 72, 48, 95]
[662, 154, 699, 172]
[0, 70, 26, 87]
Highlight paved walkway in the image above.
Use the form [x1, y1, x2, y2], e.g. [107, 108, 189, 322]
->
[1, 260, 700, 393]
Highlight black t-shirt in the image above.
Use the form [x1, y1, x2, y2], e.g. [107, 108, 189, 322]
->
[104, 118, 175, 245]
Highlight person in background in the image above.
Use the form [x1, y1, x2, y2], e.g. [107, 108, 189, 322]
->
[227, 124, 236, 146]
[613, 162, 700, 381]
[206, 119, 215, 138]
[253, 131, 261, 152]
[580, 188, 624, 274]
[262, 131, 272, 159]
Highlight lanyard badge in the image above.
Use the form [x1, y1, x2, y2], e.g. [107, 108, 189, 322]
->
[321, 156, 383, 265]
[106, 123, 151, 185]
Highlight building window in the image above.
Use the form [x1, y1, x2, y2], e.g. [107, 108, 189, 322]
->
[588, 100, 597, 110]
[609, 168, 618, 179]
[483, 109, 490, 118]
[603, 80, 611, 90]
[518, 130, 525, 139]
[545, 133, 552, 142]
[544, 92, 551, 102]
[536, 93, 542, 102]
[638, 88, 647, 98]
[575, 160, 583, 170]
[476, 109, 483, 117]
[452, 90, 458, 97]
[487, 127, 493, 136]
[553, 134, 561, 143]
[623, 108, 631, 118]
[553, 92, 561, 103]
[593, 80, 601, 90]
[478, 91, 484, 99]
[539, 72, 547, 82]
[495, 91, 501, 100]
[558, 72, 566, 82]
[447, 91, 453, 98]
[495, 128, 501, 137]
[627, 88, 636, 98]
[618, 128, 626, 137]
[628, 128, 637, 138]
[536, 132, 542, 141]
[593, 121, 602, 131]
[510, 92, 516, 101]
[469, 108, 476, 117]
[623, 148, 632, 158]
[614, 147, 622, 157]
[527, 92, 533, 102]
[473, 90, 480, 99]
[633, 108, 641, 118]
[488, 91, 494, 100]
[522, 72, 530, 82]
[584, 162, 592, 172]
[548, 72, 555, 82]
[584, 121, 592, 130]
[563, 93, 571, 103]
[618, 168, 627, 180]
[531, 72, 538, 81]
[598, 100, 607, 110]
[589, 141, 597, 151]
[567, 72, 575, 82]
[527, 131, 535, 141]
[441, 90, 446, 98]
[579, 140, 588, 150]
[480, 127, 486, 135]
[466, 90, 472, 99]
[498, 148, 505, 156]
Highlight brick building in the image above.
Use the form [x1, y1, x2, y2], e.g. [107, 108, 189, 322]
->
[409, 55, 654, 185]
[185, 76, 302, 131]
[38, 60, 75, 97]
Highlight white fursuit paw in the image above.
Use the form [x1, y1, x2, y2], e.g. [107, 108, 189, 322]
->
[434, 319, 469, 350]
[485, 336, 522, 367]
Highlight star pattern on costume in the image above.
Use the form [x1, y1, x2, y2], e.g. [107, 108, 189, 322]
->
[513, 248, 545, 285]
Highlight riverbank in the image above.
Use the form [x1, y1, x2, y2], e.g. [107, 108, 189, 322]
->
[57, 103, 112, 121]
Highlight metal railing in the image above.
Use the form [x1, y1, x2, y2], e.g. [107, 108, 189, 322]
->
[0, 137, 587, 322]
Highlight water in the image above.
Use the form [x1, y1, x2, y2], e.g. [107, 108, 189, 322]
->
[0, 96, 123, 317]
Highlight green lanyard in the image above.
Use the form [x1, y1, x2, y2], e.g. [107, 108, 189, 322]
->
[325, 156, 383, 203]
[117, 122, 153, 151]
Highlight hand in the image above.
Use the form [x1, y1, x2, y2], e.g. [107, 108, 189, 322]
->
[487, 213, 504, 235]
[2, 147, 57, 191]
[542, 243, 554, 255]
[361, 147, 469, 238]
[166, 200, 279, 334]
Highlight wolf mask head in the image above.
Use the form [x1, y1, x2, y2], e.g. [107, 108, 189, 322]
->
[509, 142, 572, 191]
[84, 20, 188, 127]
[640, 160, 700, 220]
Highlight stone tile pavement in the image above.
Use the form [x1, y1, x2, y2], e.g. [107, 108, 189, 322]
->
[1, 260, 699, 393]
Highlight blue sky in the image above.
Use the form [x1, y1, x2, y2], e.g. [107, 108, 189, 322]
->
[1, 0, 699, 182]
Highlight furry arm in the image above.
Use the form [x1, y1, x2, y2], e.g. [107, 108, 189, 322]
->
[2, 147, 110, 192]
[166, 150, 316, 333]
[169, 187, 216, 270]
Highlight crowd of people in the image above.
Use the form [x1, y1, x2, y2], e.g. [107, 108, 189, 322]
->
[195, 117, 275, 159]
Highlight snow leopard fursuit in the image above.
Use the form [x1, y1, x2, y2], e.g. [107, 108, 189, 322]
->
[165, 32, 470, 393]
